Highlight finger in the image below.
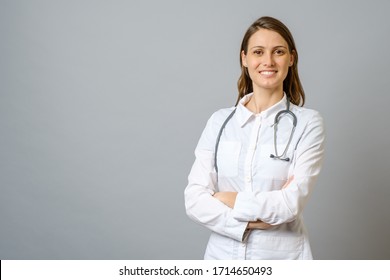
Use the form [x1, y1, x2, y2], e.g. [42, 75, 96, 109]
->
[282, 176, 294, 189]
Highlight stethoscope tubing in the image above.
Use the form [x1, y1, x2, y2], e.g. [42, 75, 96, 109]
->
[214, 97, 297, 176]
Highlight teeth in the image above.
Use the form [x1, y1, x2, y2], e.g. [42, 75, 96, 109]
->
[260, 71, 275, 75]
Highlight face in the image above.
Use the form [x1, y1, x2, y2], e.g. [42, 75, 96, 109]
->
[241, 28, 294, 93]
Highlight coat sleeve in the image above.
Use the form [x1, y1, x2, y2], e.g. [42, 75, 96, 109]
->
[184, 112, 248, 241]
[232, 112, 325, 225]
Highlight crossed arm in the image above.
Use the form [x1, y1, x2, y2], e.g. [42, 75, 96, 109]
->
[213, 176, 294, 230]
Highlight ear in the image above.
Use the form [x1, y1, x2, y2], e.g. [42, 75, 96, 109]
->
[241, 50, 247, 67]
[289, 50, 295, 67]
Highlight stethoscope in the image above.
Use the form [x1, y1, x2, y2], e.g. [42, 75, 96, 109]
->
[214, 97, 297, 175]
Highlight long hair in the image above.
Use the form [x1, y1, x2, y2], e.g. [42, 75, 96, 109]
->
[236, 16, 305, 106]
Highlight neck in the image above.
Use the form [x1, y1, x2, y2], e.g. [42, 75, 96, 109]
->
[247, 88, 284, 114]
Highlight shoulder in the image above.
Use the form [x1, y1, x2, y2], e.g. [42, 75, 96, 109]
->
[207, 106, 237, 129]
[290, 104, 325, 141]
[209, 106, 236, 121]
[290, 104, 324, 125]
[195, 106, 236, 151]
[290, 105, 326, 149]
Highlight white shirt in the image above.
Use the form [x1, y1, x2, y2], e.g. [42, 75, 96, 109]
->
[185, 93, 325, 260]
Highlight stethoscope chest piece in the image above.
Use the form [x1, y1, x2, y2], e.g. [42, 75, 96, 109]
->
[214, 96, 298, 174]
[270, 100, 297, 162]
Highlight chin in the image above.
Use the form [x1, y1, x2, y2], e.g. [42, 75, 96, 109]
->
[254, 82, 283, 91]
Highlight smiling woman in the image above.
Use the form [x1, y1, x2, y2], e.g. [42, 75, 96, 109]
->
[241, 29, 294, 106]
[237, 16, 304, 108]
[184, 16, 325, 260]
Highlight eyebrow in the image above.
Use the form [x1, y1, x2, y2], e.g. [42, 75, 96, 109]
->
[250, 45, 288, 50]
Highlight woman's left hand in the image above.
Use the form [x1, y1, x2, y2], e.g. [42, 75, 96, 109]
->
[213, 192, 237, 208]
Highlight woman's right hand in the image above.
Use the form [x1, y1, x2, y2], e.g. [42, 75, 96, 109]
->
[282, 176, 294, 189]
[247, 220, 273, 230]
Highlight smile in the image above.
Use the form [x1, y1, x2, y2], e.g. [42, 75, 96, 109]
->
[259, 70, 277, 77]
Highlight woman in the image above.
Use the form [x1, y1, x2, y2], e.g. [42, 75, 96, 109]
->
[185, 16, 325, 260]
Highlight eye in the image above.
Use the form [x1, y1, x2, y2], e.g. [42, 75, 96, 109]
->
[253, 49, 263, 55]
[274, 49, 286, 55]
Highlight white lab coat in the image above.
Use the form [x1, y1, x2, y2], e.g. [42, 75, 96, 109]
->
[185, 93, 325, 259]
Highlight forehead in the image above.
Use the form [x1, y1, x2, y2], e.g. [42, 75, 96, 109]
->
[248, 28, 288, 48]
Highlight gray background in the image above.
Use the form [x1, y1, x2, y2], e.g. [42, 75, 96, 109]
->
[1, 0, 389, 259]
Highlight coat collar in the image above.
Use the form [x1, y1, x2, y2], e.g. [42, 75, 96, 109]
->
[235, 93, 288, 127]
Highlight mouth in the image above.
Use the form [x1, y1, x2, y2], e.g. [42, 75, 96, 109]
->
[259, 70, 278, 77]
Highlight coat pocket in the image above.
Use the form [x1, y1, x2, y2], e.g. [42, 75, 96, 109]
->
[250, 234, 304, 260]
[216, 141, 241, 177]
[257, 144, 294, 180]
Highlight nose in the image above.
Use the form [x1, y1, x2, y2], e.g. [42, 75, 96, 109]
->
[262, 52, 274, 66]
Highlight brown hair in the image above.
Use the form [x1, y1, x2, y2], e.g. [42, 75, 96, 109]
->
[236, 16, 305, 106]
